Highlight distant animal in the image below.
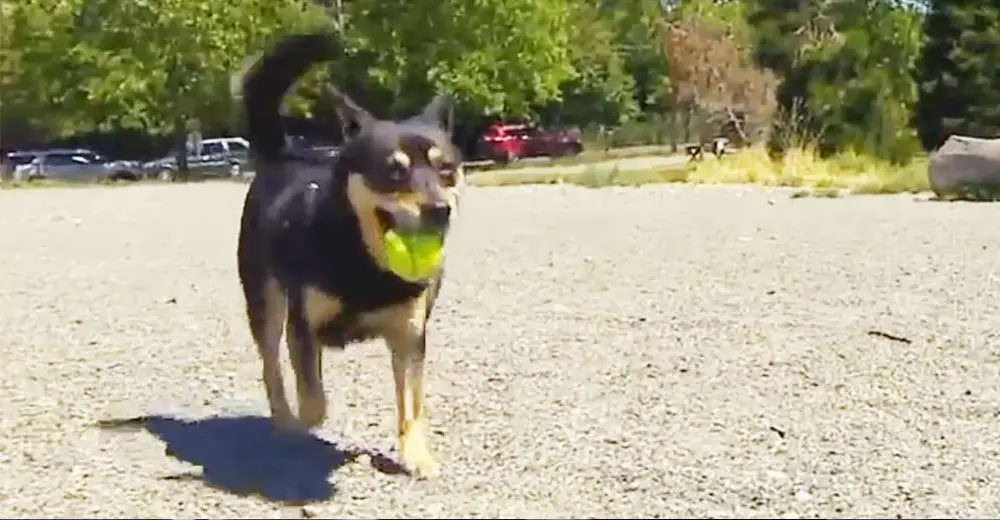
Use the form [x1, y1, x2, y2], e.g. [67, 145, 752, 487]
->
[235, 31, 464, 479]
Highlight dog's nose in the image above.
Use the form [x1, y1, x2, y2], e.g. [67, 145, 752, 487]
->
[420, 203, 451, 228]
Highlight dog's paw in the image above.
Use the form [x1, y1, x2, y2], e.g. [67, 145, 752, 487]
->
[271, 415, 309, 435]
[298, 394, 328, 429]
[398, 420, 439, 479]
[401, 448, 439, 480]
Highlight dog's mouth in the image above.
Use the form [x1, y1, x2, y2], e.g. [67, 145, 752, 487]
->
[374, 204, 450, 237]
[375, 207, 395, 232]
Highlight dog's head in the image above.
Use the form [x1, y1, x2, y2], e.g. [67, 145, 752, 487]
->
[329, 88, 464, 269]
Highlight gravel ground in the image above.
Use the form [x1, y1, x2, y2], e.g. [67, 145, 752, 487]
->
[1, 182, 999, 518]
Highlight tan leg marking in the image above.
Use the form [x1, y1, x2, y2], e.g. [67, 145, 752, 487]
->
[363, 294, 438, 478]
[254, 278, 296, 430]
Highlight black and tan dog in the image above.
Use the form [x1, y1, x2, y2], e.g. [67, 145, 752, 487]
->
[236, 32, 463, 478]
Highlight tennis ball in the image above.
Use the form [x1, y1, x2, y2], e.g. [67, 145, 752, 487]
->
[381, 230, 444, 281]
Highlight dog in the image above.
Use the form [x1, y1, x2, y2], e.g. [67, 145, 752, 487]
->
[236, 31, 463, 479]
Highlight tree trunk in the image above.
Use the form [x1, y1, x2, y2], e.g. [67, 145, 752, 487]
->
[173, 117, 189, 182]
[725, 107, 750, 146]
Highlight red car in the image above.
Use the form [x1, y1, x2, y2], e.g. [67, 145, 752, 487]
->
[476, 122, 583, 164]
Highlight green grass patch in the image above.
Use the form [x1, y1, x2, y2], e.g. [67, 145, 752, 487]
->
[685, 146, 929, 195]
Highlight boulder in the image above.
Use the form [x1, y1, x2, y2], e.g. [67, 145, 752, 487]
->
[928, 135, 1000, 200]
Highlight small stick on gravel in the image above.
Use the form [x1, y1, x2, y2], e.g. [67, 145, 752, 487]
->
[867, 330, 913, 344]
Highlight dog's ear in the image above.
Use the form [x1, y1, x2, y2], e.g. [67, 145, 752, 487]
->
[327, 85, 375, 131]
[414, 94, 453, 132]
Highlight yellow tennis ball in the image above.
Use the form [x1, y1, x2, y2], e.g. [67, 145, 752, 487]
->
[381, 230, 444, 281]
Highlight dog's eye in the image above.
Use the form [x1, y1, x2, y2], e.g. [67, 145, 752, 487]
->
[427, 146, 445, 166]
[386, 150, 412, 183]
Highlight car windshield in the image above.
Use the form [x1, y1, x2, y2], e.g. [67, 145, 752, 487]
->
[81, 153, 105, 163]
[505, 128, 535, 139]
[74, 152, 105, 163]
[201, 142, 225, 155]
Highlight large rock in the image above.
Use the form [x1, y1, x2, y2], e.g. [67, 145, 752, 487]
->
[928, 135, 1000, 199]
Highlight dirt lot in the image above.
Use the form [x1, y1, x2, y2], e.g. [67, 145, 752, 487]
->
[1, 182, 998, 518]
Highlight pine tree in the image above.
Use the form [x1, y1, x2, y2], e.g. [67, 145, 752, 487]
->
[748, 0, 923, 160]
[916, 0, 1000, 150]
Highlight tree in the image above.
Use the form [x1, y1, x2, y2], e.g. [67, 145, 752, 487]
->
[598, 0, 671, 115]
[540, 0, 639, 127]
[0, 0, 330, 143]
[915, 0, 1000, 151]
[747, 0, 923, 161]
[0, 0, 80, 141]
[798, 0, 924, 160]
[337, 0, 576, 118]
[660, 13, 777, 144]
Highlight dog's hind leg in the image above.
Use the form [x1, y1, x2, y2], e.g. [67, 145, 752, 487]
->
[285, 287, 339, 429]
[383, 294, 438, 479]
[286, 314, 327, 429]
[247, 277, 296, 430]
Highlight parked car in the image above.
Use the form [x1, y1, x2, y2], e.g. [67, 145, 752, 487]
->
[475, 122, 583, 164]
[1, 151, 38, 180]
[143, 137, 249, 180]
[286, 134, 341, 159]
[3, 149, 142, 182]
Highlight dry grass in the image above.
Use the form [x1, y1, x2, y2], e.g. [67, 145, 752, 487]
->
[471, 145, 931, 196]
[685, 146, 929, 194]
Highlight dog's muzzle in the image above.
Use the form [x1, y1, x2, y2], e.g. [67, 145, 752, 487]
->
[419, 203, 451, 230]
[375, 203, 451, 235]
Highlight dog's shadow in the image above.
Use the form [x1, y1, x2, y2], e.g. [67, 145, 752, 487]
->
[97, 415, 405, 504]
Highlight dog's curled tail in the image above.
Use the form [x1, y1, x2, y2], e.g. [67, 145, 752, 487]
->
[236, 32, 340, 162]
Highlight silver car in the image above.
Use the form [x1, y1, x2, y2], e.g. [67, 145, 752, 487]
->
[6, 149, 142, 182]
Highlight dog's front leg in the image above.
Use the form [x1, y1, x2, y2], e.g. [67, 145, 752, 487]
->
[384, 297, 438, 479]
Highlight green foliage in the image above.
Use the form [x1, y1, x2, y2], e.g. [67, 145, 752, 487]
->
[801, 0, 924, 162]
[916, 0, 1000, 150]
[598, 0, 670, 114]
[1, 0, 998, 165]
[338, 0, 576, 118]
[540, 1, 639, 126]
[1, 0, 329, 138]
[1, 0, 653, 141]
[672, 0, 751, 41]
[748, 0, 924, 162]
